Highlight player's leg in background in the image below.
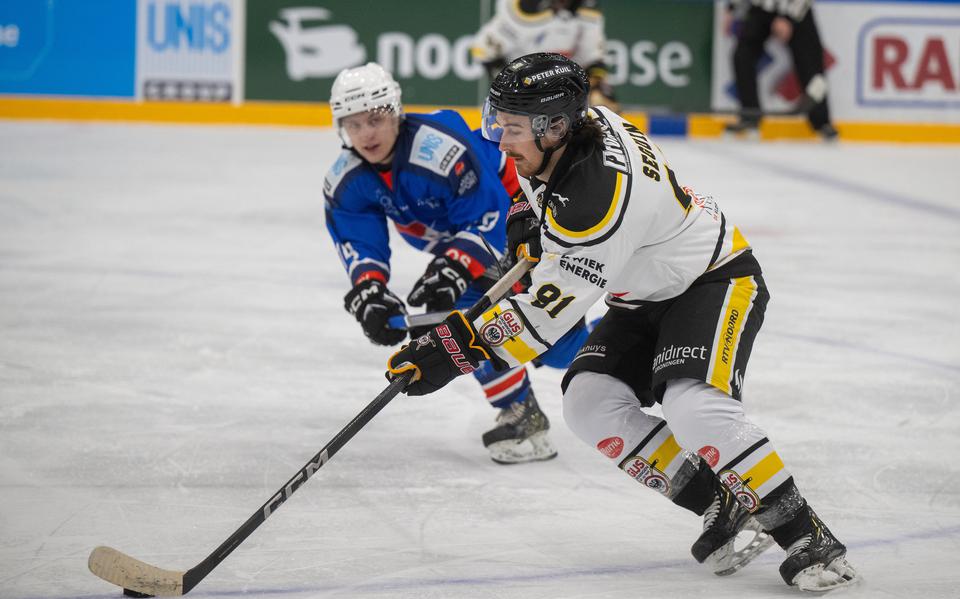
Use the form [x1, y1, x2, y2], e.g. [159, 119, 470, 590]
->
[730, 8, 775, 131]
[456, 286, 557, 464]
[788, 10, 836, 137]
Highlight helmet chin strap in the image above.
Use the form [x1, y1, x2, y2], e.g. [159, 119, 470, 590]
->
[533, 133, 571, 177]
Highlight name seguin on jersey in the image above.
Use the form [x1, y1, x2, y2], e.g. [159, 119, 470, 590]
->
[621, 122, 662, 183]
[596, 112, 663, 184]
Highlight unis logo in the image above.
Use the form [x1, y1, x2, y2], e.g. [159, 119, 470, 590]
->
[138, 0, 238, 101]
[858, 18, 960, 107]
[146, 1, 231, 53]
[409, 127, 465, 176]
[416, 133, 444, 162]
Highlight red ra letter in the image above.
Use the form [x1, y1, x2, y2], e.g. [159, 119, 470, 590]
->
[912, 37, 957, 90]
[873, 36, 909, 89]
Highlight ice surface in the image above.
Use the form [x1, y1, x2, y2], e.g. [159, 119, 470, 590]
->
[1, 120, 958, 598]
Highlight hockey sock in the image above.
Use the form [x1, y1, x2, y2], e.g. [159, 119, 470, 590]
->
[755, 480, 810, 548]
[670, 458, 719, 516]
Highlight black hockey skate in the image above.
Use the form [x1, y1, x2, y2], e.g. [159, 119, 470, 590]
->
[778, 507, 860, 592]
[482, 391, 557, 465]
[692, 482, 775, 576]
[724, 118, 760, 139]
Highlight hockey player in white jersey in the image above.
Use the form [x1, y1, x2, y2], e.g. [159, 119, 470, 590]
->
[386, 53, 859, 591]
[472, 0, 619, 111]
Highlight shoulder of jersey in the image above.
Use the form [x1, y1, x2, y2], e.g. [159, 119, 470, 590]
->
[575, 0, 603, 21]
[405, 117, 469, 178]
[323, 150, 364, 198]
[502, 0, 553, 26]
[543, 111, 631, 248]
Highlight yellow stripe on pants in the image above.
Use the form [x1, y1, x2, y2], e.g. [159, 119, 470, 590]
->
[709, 276, 757, 394]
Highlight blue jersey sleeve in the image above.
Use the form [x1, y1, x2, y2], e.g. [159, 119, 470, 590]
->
[323, 153, 392, 284]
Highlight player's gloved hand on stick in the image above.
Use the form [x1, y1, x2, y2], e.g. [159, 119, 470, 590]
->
[408, 255, 472, 311]
[506, 194, 542, 264]
[344, 279, 407, 346]
[386, 311, 492, 396]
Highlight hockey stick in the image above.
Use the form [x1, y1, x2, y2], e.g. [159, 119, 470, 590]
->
[88, 259, 534, 597]
[388, 311, 446, 330]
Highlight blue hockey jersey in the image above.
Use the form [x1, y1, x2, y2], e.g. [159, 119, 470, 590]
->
[324, 110, 516, 285]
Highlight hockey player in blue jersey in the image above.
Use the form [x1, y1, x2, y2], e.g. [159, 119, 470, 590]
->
[324, 62, 588, 464]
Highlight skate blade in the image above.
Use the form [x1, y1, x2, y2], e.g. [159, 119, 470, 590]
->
[794, 557, 861, 593]
[710, 519, 776, 576]
[488, 431, 557, 465]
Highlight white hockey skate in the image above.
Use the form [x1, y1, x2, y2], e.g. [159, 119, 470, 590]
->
[791, 556, 860, 593]
[780, 508, 861, 592]
[692, 482, 775, 576]
[708, 517, 776, 576]
[482, 392, 557, 465]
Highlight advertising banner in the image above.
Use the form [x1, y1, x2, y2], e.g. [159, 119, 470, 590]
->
[604, 0, 714, 112]
[711, 0, 960, 123]
[244, 0, 485, 104]
[0, 1, 135, 98]
[137, 0, 244, 102]
[243, 0, 713, 110]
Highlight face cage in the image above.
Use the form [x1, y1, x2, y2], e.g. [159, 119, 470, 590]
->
[336, 104, 401, 148]
[481, 98, 571, 144]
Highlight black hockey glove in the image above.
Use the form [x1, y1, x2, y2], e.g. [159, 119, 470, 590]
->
[506, 194, 542, 264]
[407, 256, 472, 311]
[386, 311, 492, 396]
[344, 279, 407, 347]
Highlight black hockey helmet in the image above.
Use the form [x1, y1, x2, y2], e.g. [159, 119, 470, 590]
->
[481, 52, 590, 148]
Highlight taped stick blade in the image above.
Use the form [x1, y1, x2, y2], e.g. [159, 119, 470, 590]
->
[88, 546, 186, 596]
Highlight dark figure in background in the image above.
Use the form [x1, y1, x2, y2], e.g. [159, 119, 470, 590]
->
[726, 0, 838, 139]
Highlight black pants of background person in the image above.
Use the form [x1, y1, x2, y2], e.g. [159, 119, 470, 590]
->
[732, 6, 832, 131]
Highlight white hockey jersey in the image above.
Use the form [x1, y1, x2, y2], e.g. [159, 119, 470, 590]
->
[472, 0, 606, 69]
[472, 107, 753, 369]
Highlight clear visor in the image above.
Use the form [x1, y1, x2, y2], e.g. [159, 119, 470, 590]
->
[337, 105, 400, 148]
[481, 98, 570, 144]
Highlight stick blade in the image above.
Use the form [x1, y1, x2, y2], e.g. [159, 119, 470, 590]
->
[88, 546, 186, 596]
